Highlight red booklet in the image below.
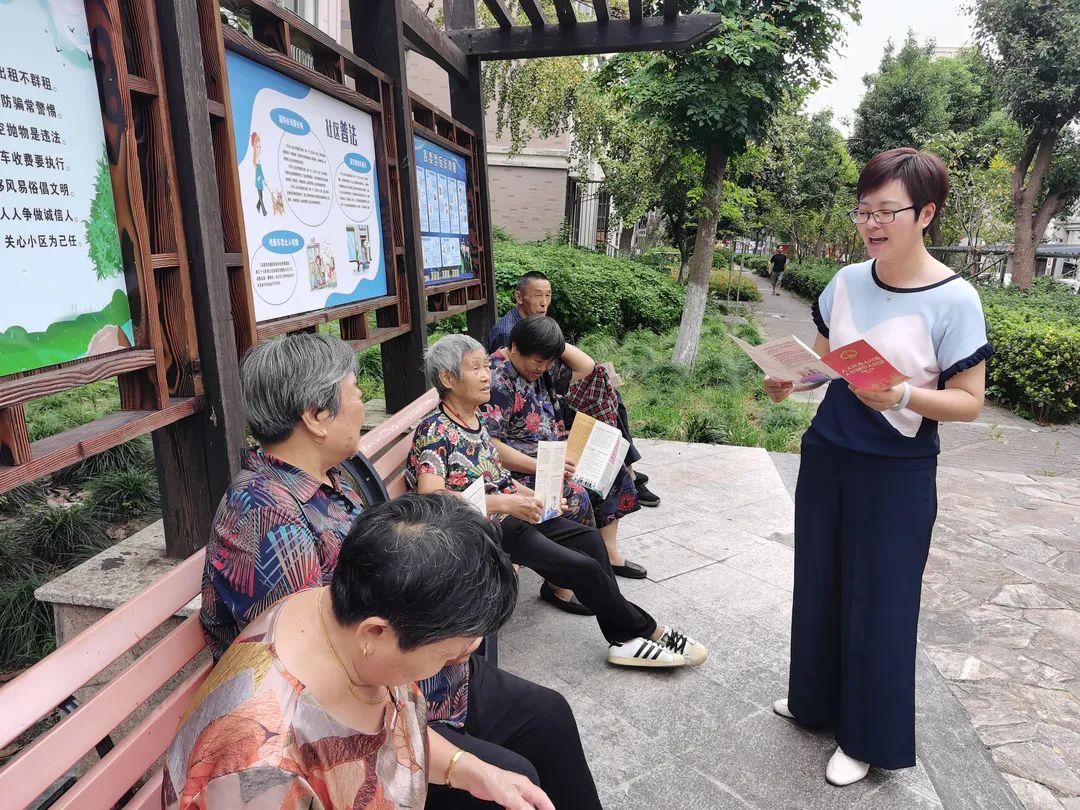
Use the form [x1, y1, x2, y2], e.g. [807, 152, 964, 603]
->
[819, 340, 910, 392]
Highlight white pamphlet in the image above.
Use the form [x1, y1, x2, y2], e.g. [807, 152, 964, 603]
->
[566, 413, 630, 498]
[460, 475, 487, 516]
[534, 441, 567, 522]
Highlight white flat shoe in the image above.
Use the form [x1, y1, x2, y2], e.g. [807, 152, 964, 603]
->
[772, 698, 795, 719]
[826, 746, 870, 786]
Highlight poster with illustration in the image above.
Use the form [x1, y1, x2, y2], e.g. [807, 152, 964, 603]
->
[414, 136, 474, 286]
[0, 0, 133, 377]
[226, 51, 387, 322]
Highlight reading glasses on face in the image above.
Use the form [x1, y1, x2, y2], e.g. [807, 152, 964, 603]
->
[848, 206, 917, 224]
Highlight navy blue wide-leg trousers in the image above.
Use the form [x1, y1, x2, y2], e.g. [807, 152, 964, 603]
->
[787, 429, 938, 769]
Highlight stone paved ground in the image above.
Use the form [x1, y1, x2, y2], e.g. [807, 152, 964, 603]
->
[503, 440, 972, 808]
[744, 271, 1080, 808]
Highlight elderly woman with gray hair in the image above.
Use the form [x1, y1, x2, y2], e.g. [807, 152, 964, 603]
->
[200, 332, 601, 810]
[409, 333, 708, 672]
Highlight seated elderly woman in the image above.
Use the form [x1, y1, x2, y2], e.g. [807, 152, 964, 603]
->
[199, 332, 600, 810]
[166, 494, 553, 809]
[409, 333, 707, 671]
[483, 316, 646, 579]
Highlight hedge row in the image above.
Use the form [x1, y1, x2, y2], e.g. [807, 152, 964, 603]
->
[710, 269, 761, 302]
[736, 254, 840, 300]
[736, 253, 1080, 423]
[493, 241, 684, 340]
[981, 280, 1080, 423]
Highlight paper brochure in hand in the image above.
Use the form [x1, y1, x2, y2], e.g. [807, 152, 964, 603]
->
[460, 475, 487, 516]
[565, 413, 630, 498]
[730, 334, 909, 392]
[534, 441, 567, 522]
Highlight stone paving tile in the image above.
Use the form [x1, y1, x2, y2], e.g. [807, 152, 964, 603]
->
[504, 428, 1080, 807]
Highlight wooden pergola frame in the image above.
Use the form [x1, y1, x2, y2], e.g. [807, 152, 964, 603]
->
[0, 0, 721, 559]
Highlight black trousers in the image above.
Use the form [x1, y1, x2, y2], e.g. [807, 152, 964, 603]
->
[426, 654, 602, 809]
[501, 515, 656, 644]
[615, 392, 642, 466]
[788, 430, 937, 769]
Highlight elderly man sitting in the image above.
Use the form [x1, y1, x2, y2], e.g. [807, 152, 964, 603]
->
[410, 333, 707, 671]
[200, 332, 600, 810]
[487, 270, 660, 508]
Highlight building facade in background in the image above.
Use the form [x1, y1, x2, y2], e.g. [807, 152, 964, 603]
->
[330, 0, 618, 249]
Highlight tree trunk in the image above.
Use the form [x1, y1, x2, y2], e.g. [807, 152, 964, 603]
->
[1011, 130, 1059, 289]
[672, 143, 728, 368]
[678, 257, 691, 285]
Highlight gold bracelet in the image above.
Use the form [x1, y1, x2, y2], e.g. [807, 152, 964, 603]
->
[445, 749, 466, 788]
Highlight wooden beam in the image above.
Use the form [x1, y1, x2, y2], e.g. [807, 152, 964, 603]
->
[662, 0, 679, 18]
[592, 0, 609, 23]
[399, 0, 469, 79]
[517, 0, 547, 27]
[450, 14, 723, 59]
[629, 0, 643, 23]
[478, 0, 514, 29]
[552, 0, 577, 25]
[349, 0, 432, 411]
[154, 0, 249, 558]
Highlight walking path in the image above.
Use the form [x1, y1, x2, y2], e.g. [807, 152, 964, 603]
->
[740, 270, 1080, 808]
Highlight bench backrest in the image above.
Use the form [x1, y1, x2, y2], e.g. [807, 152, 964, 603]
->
[0, 388, 440, 809]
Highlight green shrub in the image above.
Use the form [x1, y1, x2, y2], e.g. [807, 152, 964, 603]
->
[15, 501, 107, 567]
[712, 247, 734, 269]
[782, 258, 841, 300]
[635, 248, 680, 269]
[736, 254, 770, 276]
[710, 269, 762, 302]
[982, 298, 1080, 423]
[581, 316, 813, 453]
[87, 468, 160, 521]
[493, 242, 683, 340]
[0, 572, 55, 666]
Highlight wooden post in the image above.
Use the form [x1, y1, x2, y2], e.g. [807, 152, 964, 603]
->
[348, 0, 430, 412]
[153, 0, 248, 557]
[446, 1, 498, 346]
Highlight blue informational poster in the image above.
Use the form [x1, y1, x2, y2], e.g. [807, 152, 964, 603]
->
[226, 51, 387, 321]
[414, 136, 474, 286]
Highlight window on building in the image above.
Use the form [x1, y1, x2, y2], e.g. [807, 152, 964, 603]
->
[283, 0, 318, 25]
[595, 192, 611, 247]
[565, 177, 582, 246]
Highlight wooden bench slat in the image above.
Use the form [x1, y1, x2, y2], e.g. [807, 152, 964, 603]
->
[0, 551, 204, 750]
[358, 388, 438, 457]
[374, 434, 413, 480]
[125, 770, 164, 810]
[51, 661, 212, 810]
[386, 469, 408, 500]
[0, 615, 206, 807]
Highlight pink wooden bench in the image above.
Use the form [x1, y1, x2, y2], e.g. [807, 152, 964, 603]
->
[0, 389, 441, 809]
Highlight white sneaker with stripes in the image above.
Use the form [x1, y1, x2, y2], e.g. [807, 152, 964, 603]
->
[656, 627, 709, 666]
[607, 637, 687, 668]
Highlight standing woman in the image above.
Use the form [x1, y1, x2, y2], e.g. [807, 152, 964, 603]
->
[766, 148, 993, 786]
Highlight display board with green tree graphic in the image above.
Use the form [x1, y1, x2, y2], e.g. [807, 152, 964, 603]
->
[0, 0, 132, 378]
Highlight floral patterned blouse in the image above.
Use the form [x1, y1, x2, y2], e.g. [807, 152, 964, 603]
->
[407, 407, 518, 498]
[481, 350, 639, 527]
[163, 598, 429, 809]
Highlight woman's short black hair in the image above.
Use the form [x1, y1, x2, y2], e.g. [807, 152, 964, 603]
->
[330, 493, 517, 650]
[857, 147, 950, 232]
[509, 315, 565, 360]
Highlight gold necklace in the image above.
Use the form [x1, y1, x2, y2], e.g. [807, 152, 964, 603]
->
[317, 589, 390, 707]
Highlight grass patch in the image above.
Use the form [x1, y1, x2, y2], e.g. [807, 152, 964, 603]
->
[579, 316, 814, 453]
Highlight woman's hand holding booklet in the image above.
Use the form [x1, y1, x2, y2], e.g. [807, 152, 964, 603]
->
[730, 334, 910, 392]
